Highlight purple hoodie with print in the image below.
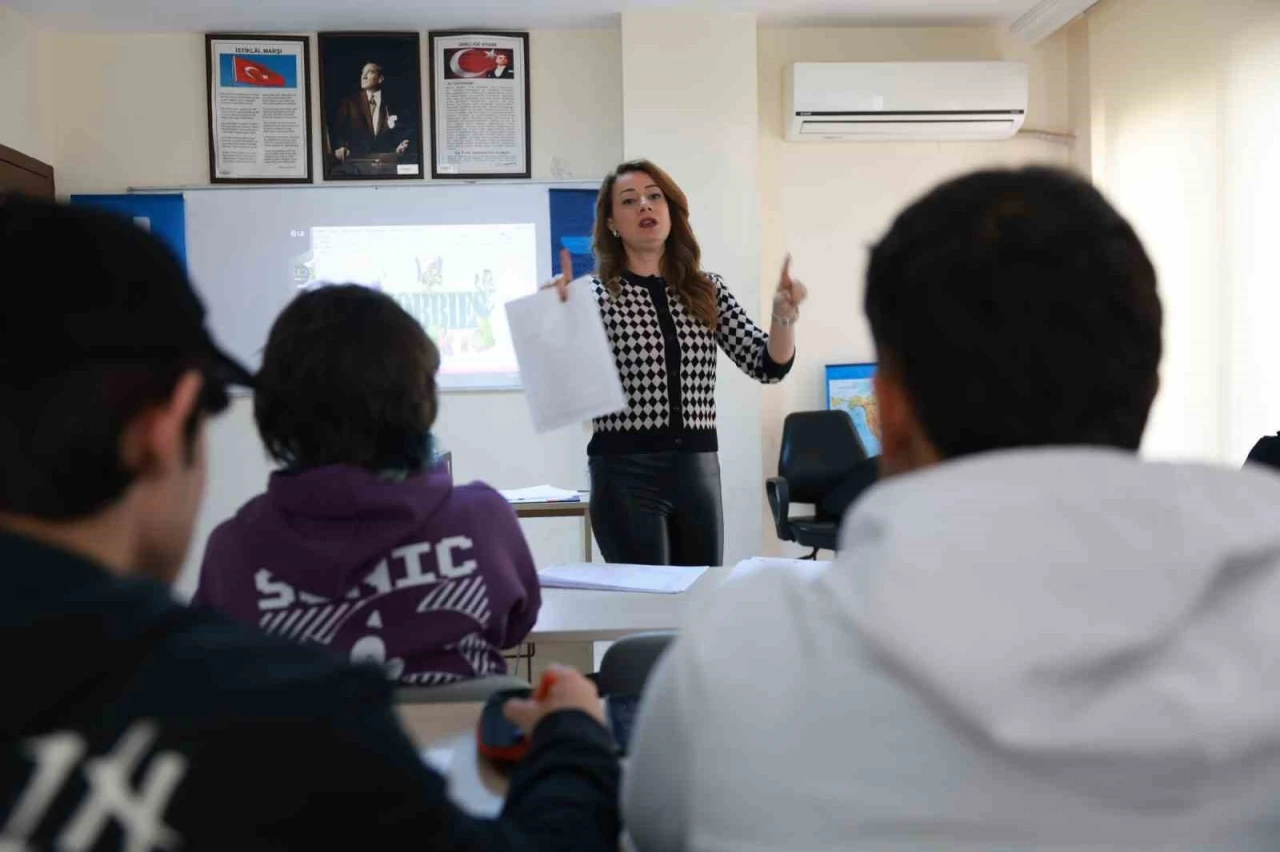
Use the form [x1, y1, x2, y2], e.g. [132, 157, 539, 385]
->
[194, 463, 540, 687]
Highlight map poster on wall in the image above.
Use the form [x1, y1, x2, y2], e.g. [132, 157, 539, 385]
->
[429, 31, 530, 180]
[205, 35, 313, 184]
[826, 363, 882, 456]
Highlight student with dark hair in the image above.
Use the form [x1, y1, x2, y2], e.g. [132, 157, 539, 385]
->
[0, 196, 618, 851]
[195, 284, 539, 688]
[625, 167, 1280, 850]
[1245, 432, 1280, 471]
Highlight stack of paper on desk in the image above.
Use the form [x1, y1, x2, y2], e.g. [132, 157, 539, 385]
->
[538, 563, 708, 594]
[725, 557, 830, 584]
[499, 485, 581, 503]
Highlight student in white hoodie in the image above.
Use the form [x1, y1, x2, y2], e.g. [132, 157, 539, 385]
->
[623, 166, 1280, 852]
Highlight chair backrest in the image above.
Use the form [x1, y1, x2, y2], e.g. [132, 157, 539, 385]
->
[778, 411, 867, 505]
[394, 674, 530, 705]
[595, 632, 677, 697]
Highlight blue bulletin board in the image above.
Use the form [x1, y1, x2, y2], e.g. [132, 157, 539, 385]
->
[549, 188, 597, 279]
[70, 194, 188, 269]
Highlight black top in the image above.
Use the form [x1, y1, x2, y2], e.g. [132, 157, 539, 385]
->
[1246, 433, 1280, 471]
[587, 271, 793, 457]
[0, 532, 619, 851]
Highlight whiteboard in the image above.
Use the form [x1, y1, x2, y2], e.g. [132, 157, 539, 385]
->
[180, 181, 597, 390]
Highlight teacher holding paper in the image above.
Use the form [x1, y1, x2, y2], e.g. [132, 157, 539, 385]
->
[548, 159, 806, 567]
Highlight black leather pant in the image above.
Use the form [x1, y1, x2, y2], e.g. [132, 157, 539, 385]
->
[588, 452, 723, 566]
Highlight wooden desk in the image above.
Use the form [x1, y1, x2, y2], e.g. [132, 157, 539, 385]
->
[398, 701, 486, 746]
[511, 493, 592, 561]
[398, 702, 508, 814]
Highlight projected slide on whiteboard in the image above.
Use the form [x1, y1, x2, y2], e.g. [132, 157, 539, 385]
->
[307, 224, 535, 386]
[181, 182, 594, 392]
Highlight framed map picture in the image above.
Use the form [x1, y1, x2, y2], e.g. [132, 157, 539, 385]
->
[826, 363, 881, 456]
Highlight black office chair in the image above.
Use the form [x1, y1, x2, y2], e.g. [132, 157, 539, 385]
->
[594, 631, 676, 755]
[766, 411, 868, 558]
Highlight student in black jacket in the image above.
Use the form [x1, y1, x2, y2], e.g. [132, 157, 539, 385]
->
[0, 196, 619, 851]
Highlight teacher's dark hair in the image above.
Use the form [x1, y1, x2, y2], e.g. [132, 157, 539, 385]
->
[864, 166, 1162, 457]
[255, 284, 440, 472]
[594, 159, 717, 328]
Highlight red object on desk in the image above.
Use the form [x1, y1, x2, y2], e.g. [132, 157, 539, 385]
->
[476, 671, 559, 766]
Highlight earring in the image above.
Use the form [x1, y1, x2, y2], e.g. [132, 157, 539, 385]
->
[610, 229, 619, 238]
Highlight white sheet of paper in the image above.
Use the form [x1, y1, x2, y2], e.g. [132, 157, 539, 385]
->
[505, 278, 626, 434]
[499, 484, 581, 503]
[420, 737, 503, 818]
[538, 563, 709, 594]
[725, 557, 831, 584]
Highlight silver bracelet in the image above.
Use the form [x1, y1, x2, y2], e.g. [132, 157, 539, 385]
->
[772, 310, 798, 328]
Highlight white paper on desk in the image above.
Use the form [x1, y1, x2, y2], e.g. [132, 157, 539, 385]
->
[505, 278, 626, 434]
[499, 484, 581, 503]
[420, 738, 503, 818]
[539, 563, 708, 594]
[725, 557, 830, 585]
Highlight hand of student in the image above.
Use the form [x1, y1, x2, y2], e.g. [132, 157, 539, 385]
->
[772, 254, 808, 322]
[335, 147, 349, 162]
[538, 249, 574, 303]
[504, 665, 605, 733]
[396, 140, 410, 154]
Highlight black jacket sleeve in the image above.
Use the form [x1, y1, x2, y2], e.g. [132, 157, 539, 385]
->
[260, 695, 620, 852]
[497, 710, 622, 849]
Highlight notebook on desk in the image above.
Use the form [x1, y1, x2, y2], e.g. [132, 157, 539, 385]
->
[500, 485, 581, 504]
[538, 563, 708, 594]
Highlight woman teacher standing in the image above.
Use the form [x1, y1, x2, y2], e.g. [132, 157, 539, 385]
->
[550, 159, 806, 566]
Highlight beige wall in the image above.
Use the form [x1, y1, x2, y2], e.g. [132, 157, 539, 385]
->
[11, 15, 1095, 568]
[50, 29, 622, 195]
[1086, 0, 1280, 463]
[30, 28, 623, 594]
[0, 5, 56, 166]
[622, 10, 765, 567]
[756, 25, 1075, 555]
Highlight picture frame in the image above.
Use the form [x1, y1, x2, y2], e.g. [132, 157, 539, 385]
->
[206, 34, 313, 184]
[825, 363, 882, 457]
[318, 31, 426, 181]
[428, 31, 531, 180]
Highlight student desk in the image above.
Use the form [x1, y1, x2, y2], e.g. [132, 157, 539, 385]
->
[506, 564, 731, 677]
[398, 705, 508, 812]
[510, 492, 593, 561]
[403, 565, 730, 737]
[531, 564, 730, 642]
[400, 562, 809, 824]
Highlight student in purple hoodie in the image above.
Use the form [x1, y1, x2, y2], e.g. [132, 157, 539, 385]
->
[195, 284, 540, 687]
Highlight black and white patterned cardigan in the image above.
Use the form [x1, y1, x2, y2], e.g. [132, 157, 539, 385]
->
[587, 271, 793, 457]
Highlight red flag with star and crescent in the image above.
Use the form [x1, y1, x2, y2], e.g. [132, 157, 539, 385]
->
[233, 56, 286, 87]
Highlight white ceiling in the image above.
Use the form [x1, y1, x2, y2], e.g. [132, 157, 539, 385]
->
[4, 0, 1043, 33]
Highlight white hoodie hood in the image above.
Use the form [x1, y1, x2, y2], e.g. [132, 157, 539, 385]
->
[843, 448, 1280, 807]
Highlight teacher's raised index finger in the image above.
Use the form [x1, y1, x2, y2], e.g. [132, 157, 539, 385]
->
[560, 248, 574, 283]
[781, 254, 792, 284]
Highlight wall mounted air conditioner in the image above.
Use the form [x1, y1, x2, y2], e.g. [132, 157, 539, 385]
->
[785, 61, 1028, 142]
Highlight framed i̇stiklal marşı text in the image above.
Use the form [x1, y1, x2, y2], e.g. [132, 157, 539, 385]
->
[206, 34, 313, 184]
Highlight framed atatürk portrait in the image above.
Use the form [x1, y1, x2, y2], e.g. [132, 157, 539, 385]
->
[318, 32, 425, 180]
